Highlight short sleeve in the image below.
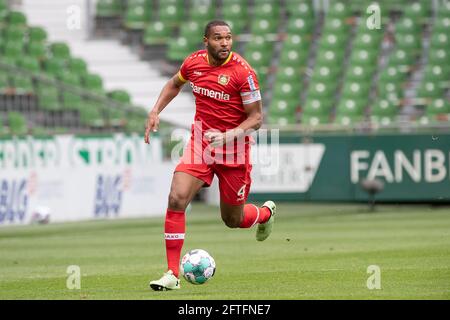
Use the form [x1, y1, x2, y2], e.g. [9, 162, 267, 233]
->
[239, 69, 262, 105]
[178, 56, 191, 83]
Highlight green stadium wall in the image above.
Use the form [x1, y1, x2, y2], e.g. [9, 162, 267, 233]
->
[248, 132, 450, 203]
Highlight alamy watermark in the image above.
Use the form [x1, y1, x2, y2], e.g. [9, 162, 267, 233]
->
[366, 265, 381, 290]
[66, 265, 81, 290]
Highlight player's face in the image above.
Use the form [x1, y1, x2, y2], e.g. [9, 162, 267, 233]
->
[204, 26, 233, 62]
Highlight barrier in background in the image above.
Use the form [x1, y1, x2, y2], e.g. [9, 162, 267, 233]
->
[248, 132, 450, 203]
[0, 134, 174, 226]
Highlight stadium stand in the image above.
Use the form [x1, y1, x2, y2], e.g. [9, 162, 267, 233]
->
[0, 1, 156, 136]
[1, 0, 449, 136]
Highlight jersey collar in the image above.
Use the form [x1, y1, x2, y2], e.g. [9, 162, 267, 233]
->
[206, 51, 233, 66]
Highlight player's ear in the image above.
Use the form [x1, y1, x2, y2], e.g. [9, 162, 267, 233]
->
[203, 36, 208, 47]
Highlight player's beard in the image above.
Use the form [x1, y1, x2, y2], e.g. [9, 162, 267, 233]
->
[208, 46, 230, 64]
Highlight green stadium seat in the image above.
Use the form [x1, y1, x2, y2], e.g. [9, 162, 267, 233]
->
[437, 1, 450, 18]
[4, 26, 26, 43]
[272, 81, 301, 100]
[326, 1, 351, 19]
[78, 102, 105, 127]
[318, 33, 347, 51]
[245, 34, 272, 52]
[27, 41, 47, 60]
[371, 98, 398, 117]
[349, 48, 378, 65]
[179, 21, 203, 43]
[311, 66, 340, 83]
[322, 17, 349, 35]
[4, 41, 24, 58]
[430, 32, 449, 49]
[279, 46, 309, 67]
[379, 66, 406, 83]
[124, 4, 148, 30]
[316, 49, 345, 66]
[69, 57, 88, 77]
[378, 82, 403, 101]
[0, 72, 10, 93]
[286, 0, 314, 19]
[267, 114, 297, 126]
[334, 114, 364, 126]
[428, 48, 448, 65]
[301, 113, 329, 126]
[43, 57, 66, 76]
[341, 82, 370, 100]
[83, 73, 104, 94]
[387, 49, 414, 67]
[250, 18, 279, 34]
[275, 66, 302, 84]
[287, 16, 314, 35]
[225, 19, 246, 36]
[36, 82, 60, 111]
[395, 17, 421, 34]
[10, 74, 33, 94]
[8, 112, 27, 135]
[246, 49, 273, 69]
[426, 98, 450, 115]
[50, 42, 71, 60]
[17, 55, 40, 74]
[352, 32, 382, 50]
[143, 21, 172, 45]
[433, 17, 450, 34]
[222, 2, 247, 21]
[336, 98, 367, 116]
[403, 1, 428, 21]
[167, 36, 199, 62]
[190, 1, 214, 25]
[253, 2, 279, 19]
[416, 81, 445, 99]
[269, 98, 298, 116]
[28, 26, 47, 44]
[307, 81, 336, 99]
[159, 2, 183, 27]
[422, 65, 449, 83]
[7, 11, 27, 29]
[396, 33, 421, 52]
[109, 89, 131, 104]
[303, 98, 333, 116]
[96, 0, 122, 17]
[345, 65, 374, 82]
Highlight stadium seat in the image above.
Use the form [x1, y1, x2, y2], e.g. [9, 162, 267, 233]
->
[287, 16, 314, 35]
[7, 11, 27, 29]
[36, 81, 60, 111]
[10, 74, 34, 94]
[301, 113, 329, 126]
[7, 111, 27, 135]
[371, 98, 398, 117]
[426, 98, 450, 115]
[275, 66, 302, 84]
[143, 21, 172, 45]
[336, 98, 367, 116]
[17, 55, 40, 74]
[268, 98, 298, 117]
[159, 2, 183, 28]
[96, 0, 123, 18]
[326, 1, 351, 19]
[69, 57, 88, 77]
[345, 65, 375, 82]
[334, 114, 364, 126]
[250, 18, 279, 34]
[416, 81, 445, 99]
[303, 98, 333, 116]
[222, 1, 247, 21]
[167, 36, 199, 62]
[123, 2, 149, 30]
[83, 73, 104, 94]
[109, 89, 131, 104]
[43, 57, 66, 76]
[190, 1, 215, 25]
[272, 81, 301, 100]
[28, 26, 47, 44]
[430, 32, 449, 49]
[253, 2, 279, 19]
[341, 82, 371, 100]
[286, 0, 314, 19]
[50, 42, 71, 60]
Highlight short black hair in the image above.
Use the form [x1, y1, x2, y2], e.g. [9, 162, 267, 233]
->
[204, 20, 231, 38]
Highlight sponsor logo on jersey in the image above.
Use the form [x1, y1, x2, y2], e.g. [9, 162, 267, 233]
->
[194, 71, 202, 75]
[218, 74, 230, 86]
[190, 82, 230, 101]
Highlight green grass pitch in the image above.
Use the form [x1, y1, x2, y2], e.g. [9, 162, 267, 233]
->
[0, 203, 449, 300]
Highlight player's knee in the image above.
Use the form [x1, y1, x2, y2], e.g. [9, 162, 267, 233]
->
[168, 192, 189, 211]
[221, 215, 241, 228]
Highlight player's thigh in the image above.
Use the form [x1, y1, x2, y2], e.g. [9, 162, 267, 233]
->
[168, 172, 205, 208]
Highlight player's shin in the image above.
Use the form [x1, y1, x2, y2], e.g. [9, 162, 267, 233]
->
[164, 209, 185, 278]
[239, 204, 271, 228]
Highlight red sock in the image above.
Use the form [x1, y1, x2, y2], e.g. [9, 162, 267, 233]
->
[239, 204, 271, 228]
[164, 209, 185, 278]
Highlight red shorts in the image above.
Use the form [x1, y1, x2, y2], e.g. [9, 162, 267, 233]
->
[174, 140, 252, 205]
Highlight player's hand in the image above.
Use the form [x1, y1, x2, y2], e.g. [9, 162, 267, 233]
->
[144, 111, 159, 144]
[205, 130, 236, 148]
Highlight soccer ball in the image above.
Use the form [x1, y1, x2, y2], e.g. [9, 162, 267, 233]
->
[180, 249, 216, 285]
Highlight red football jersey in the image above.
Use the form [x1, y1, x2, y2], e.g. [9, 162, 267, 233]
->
[178, 50, 261, 133]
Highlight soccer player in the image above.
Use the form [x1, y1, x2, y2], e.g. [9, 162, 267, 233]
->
[145, 20, 276, 291]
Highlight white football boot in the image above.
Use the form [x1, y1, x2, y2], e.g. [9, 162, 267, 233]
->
[149, 270, 181, 291]
[256, 201, 276, 241]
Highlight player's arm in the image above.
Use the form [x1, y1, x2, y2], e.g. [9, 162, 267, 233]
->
[144, 74, 186, 144]
[206, 100, 263, 147]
